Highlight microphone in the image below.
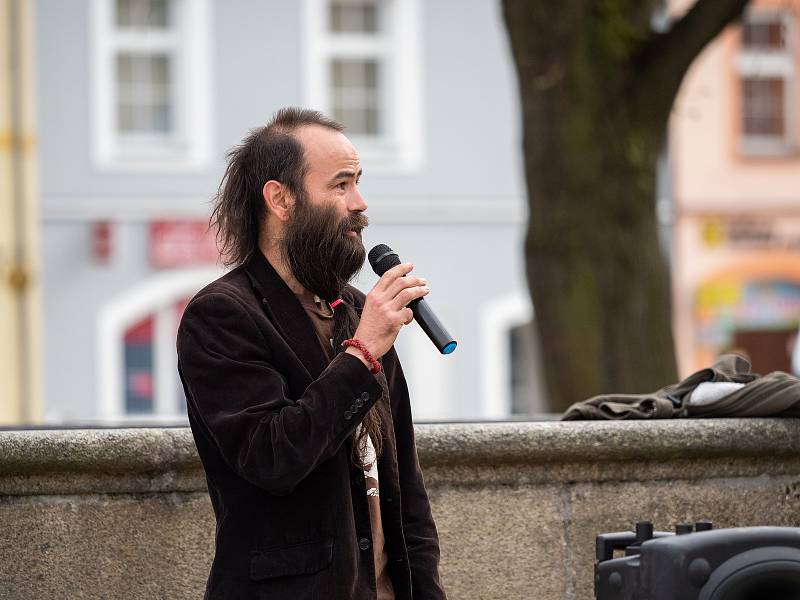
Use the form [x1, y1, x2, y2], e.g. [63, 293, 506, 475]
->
[368, 244, 457, 355]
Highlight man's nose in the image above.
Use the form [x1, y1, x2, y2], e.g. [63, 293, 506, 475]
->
[348, 187, 368, 212]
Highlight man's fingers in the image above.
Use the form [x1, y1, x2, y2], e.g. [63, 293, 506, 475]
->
[402, 308, 414, 325]
[374, 262, 414, 292]
[385, 275, 427, 299]
[393, 285, 429, 310]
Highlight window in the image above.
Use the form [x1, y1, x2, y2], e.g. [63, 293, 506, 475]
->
[97, 269, 220, 422]
[120, 300, 189, 418]
[743, 17, 787, 50]
[509, 322, 542, 415]
[92, 0, 211, 169]
[737, 11, 795, 156]
[331, 59, 380, 135]
[124, 315, 156, 414]
[742, 77, 785, 137]
[304, 0, 422, 171]
[479, 293, 547, 418]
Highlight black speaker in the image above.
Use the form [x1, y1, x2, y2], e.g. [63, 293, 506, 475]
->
[595, 522, 800, 600]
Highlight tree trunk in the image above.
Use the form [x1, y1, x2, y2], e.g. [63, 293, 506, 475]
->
[502, 0, 748, 412]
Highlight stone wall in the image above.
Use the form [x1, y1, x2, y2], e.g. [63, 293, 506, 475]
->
[2, 420, 800, 599]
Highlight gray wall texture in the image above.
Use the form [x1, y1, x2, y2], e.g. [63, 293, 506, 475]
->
[2, 419, 800, 599]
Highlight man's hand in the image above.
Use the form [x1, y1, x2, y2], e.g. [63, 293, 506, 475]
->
[346, 262, 429, 366]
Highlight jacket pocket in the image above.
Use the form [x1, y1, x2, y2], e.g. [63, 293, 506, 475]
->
[249, 537, 334, 581]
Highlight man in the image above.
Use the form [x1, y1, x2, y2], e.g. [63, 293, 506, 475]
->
[177, 108, 447, 600]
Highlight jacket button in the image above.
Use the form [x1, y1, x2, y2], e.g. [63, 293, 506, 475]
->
[360, 391, 370, 400]
[344, 411, 352, 420]
[355, 399, 364, 408]
[359, 537, 371, 551]
[350, 403, 358, 412]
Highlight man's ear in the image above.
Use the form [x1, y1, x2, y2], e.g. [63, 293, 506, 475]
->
[263, 180, 294, 222]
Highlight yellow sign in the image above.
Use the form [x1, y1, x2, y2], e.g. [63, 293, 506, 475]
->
[696, 281, 742, 309]
[701, 219, 726, 248]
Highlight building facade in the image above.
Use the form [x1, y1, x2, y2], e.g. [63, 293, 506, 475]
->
[35, 0, 539, 424]
[671, 0, 800, 376]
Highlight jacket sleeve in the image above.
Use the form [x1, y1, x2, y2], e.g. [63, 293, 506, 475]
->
[177, 291, 383, 496]
[383, 348, 448, 599]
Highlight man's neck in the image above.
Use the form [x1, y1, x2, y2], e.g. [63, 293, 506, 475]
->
[259, 238, 311, 298]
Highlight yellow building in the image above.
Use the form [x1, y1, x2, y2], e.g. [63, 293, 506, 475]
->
[671, 0, 800, 376]
[0, 0, 43, 424]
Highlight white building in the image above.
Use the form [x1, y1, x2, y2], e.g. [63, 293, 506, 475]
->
[36, 0, 541, 424]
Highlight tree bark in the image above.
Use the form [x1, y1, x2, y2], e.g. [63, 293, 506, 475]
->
[502, 0, 749, 412]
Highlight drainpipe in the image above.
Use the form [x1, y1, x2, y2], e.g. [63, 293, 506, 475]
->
[1, 0, 43, 424]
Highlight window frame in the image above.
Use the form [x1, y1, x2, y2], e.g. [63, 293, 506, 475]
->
[303, 0, 423, 173]
[478, 292, 534, 419]
[96, 268, 221, 423]
[736, 9, 796, 157]
[91, 0, 212, 171]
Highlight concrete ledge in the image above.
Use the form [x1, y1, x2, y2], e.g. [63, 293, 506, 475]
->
[0, 428, 198, 475]
[1, 419, 799, 493]
[3, 418, 799, 475]
[2, 419, 800, 599]
[416, 418, 800, 464]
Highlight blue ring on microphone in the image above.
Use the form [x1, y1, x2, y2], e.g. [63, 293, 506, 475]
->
[442, 342, 457, 355]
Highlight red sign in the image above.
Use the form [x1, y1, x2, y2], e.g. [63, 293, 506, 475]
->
[149, 220, 218, 267]
[92, 221, 113, 264]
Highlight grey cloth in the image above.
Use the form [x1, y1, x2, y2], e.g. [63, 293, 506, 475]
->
[562, 354, 800, 420]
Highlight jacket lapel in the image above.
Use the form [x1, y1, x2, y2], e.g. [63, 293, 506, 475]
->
[243, 250, 330, 380]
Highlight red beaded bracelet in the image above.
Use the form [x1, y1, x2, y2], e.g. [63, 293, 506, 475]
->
[341, 338, 381, 374]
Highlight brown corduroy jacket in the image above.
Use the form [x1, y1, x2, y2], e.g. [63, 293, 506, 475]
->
[177, 250, 446, 600]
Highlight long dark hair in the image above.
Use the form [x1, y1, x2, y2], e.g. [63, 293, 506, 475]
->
[210, 108, 383, 468]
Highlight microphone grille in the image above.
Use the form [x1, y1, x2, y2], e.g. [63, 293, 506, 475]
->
[368, 244, 400, 277]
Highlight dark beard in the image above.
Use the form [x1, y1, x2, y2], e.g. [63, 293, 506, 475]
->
[281, 191, 368, 301]
[282, 191, 382, 467]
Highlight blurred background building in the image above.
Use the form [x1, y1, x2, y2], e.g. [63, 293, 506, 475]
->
[32, 0, 539, 425]
[670, 0, 800, 378]
[6, 0, 799, 426]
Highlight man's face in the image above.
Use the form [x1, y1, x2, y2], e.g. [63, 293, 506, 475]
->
[281, 125, 369, 300]
[294, 124, 367, 226]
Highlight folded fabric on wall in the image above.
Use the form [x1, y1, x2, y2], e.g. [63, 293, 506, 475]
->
[561, 354, 800, 420]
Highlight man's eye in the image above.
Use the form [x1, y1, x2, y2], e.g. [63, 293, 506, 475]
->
[338, 181, 347, 190]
